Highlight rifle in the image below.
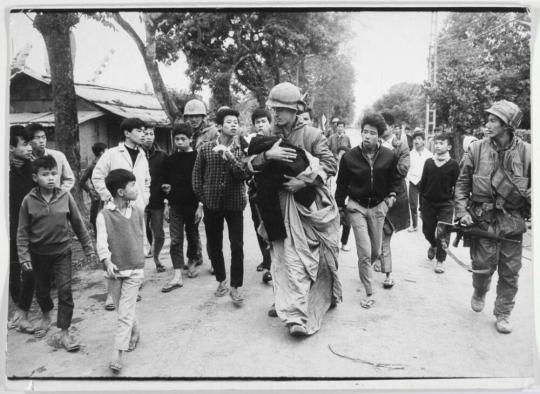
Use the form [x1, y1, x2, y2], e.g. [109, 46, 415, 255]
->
[435, 221, 521, 274]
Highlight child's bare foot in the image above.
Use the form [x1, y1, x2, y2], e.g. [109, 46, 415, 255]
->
[34, 313, 52, 338]
[127, 328, 140, 352]
[7, 310, 22, 329]
[109, 349, 123, 373]
[17, 315, 35, 334]
[57, 329, 80, 352]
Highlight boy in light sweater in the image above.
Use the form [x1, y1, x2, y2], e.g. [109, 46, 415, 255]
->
[96, 169, 145, 373]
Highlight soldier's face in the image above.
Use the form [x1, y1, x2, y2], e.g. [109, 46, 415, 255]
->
[485, 114, 506, 139]
[271, 107, 296, 127]
[185, 115, 204, 130]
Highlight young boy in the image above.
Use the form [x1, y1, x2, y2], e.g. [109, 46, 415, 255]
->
[96, 169, 145, 373]
[418, 133, 460, 274]
[160, 123, 202, 292]
[79, 142, 108, 235]
[17, 155, 96, 351]
[9, 125, 36, 332]
[407, 131, 433, 232]
[192, 108, 251, 305]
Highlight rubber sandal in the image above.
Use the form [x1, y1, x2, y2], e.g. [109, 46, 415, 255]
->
[383, 278, 395, 289]
[187, 269, 199, 278]
[17, 320, 35, 334]
[34, 321, 51, 338]
[256, 263, 265, 272]
[161, 282, 183, 293]
[7, 314, 21, 330]
[156, 264, 166, 273]
[214, 282, 228, 297]
[262, 271, 272, 284]
[105, 303, 115, 311]
[60, 334, 81, 352]
[289, 324, 308, 337]
[109, 360, 123, 373]
[360, 298, 375, 309]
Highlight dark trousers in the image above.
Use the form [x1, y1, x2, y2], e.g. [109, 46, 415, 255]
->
[249, 198, 271, 269]
[203, 207, 244, 288]
[341, 224, 351, 245]
[409, 182, 420, 229]
[32, 250, 74, 329]
[169, 205, 201, 269]
[9, 262, 34, 311]
[421, 198, 454, 262]
[89, 199, 103, 235]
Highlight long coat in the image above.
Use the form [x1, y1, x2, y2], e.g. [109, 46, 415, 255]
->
[385, 137, 411, 233]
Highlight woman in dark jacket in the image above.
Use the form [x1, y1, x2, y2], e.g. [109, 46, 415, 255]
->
[335, 113, 401, 308]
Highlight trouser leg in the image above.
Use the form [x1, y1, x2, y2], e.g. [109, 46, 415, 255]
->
[150, 209, 165, 260]
[250, 198, 271, 269]
[90, 199, 101, 235]
[341, 224, 351, 245]
[169, 206, 185, 269]
[435, 203, 454, 262]
[144, 208, 153, 246]
[31, 253, 54, 314]
[379, 226, 393, 273]
[184, 208, 199, 262]
[53, 250, 74, 330]
[470, 235, 498, 296]
[421, 199, 438, 248]
[409, 182, 419, 228]
[494, 239, 522, 317]
[204, 208, 226, 283]
[9, 261, 21, 305]
[347, 203, 373, 295]
[225, 210, 244, 288]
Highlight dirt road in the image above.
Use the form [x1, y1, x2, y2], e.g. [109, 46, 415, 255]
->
[5, 214, 535, 381]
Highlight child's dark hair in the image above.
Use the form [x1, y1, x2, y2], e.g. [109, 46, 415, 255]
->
[433, 132, 454, 147]
[10, 125, 30, 147]
[31, 155, 57, 174]
[251, 108, 271, 124]
[216, 108, 240, 125]
[105, 169, 136, 198]
[360, 113, 387, 136]
[120, 118, 146, 134]
[172, 123, 193, 139]
[92, 142, 107, 157]
[25, 123, 45, 139]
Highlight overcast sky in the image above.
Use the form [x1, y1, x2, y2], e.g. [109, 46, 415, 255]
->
[9, 11, 446, 122]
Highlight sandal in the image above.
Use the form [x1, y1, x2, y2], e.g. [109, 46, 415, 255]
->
[17, 320, 35, 334]
[126, 334, 139, 352]
[214, 281, 228, 297]
[156, 264, 166, 273]
[109, 360, 123, 373]
[256, 262, 265, 272]
[105, 303, 115, 311]
[161, 281, 183, 293]
[383, 278, 395, 289]
[187, 268, 199, 278]
[34, 320, 52, 338]
[360, 298, 375, 309]
[60, 333, 81, 352]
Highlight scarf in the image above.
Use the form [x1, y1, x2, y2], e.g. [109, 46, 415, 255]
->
[433, 152, 451, 167]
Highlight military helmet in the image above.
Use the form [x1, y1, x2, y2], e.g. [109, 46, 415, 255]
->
[266, 82, 302, 111]
[184, 99, 207, 116]
[485, 100, 523, 129]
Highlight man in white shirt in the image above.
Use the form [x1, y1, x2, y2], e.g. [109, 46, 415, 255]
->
[407, 131, 433, 231]
[26, 123, 75, 191]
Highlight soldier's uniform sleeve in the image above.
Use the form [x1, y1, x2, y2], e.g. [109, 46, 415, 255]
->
[454, 145, 475, 219]
[310, 130, 337, 181]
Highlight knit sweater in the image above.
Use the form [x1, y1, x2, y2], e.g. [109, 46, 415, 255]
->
[162, 150, 199, 210]
[96, 205, 145, 271]
[418, 158, 460, 203]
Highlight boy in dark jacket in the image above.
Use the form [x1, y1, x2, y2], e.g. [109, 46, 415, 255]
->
[9, 125, 35, 333]
[419, 133, 460, 274]
[161, 124, 202, 291]
[17, 155, 96, 351]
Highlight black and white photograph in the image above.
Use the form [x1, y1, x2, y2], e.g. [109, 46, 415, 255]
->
[2, 3, 535, 388]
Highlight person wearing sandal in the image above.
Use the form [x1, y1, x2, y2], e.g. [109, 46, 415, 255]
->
[193, 108, 251, 305]
[335, 113, 401, 309]
[161, 124, 202, 292]
[17, 155, 96, 350]
[371, 113, 412, 290]
[96, 169, 146, 373]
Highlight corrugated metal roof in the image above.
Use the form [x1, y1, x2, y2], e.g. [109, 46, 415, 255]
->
[10, 110, 104, 125]
[11, 69, 172, 127]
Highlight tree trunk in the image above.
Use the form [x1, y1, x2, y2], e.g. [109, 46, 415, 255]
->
[113, 13, 180, 124]
[211, 71, 232, 108]
[34, 12, 86, 214]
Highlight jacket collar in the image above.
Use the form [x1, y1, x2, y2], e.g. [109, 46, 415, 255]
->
[29, 186, 66, 204]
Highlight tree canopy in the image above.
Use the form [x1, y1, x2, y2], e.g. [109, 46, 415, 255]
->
[426, 11, 530, 132]
[372, 82, 425, 128]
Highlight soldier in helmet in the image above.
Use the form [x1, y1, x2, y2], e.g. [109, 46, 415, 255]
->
[247, 82, 341, 337]
[183, 99, 219, 152]
[455, 100, 531, 334]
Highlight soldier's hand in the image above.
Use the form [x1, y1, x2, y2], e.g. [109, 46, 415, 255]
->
[283, 175, 307, 193]
[460, 213, 474, 227]
[21, 262, 33, 273]
[265, 139, 297, 163]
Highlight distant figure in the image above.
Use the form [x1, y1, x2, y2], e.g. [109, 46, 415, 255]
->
[298, 107, 313, 126]
[183, 99, 219, 151]
[406, 130, 432, 232]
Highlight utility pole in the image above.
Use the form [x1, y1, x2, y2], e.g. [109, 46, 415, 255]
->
[425, 11, 437, 136]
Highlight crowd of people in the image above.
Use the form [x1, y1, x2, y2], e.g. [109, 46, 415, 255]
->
[8, 80, 531, 373]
